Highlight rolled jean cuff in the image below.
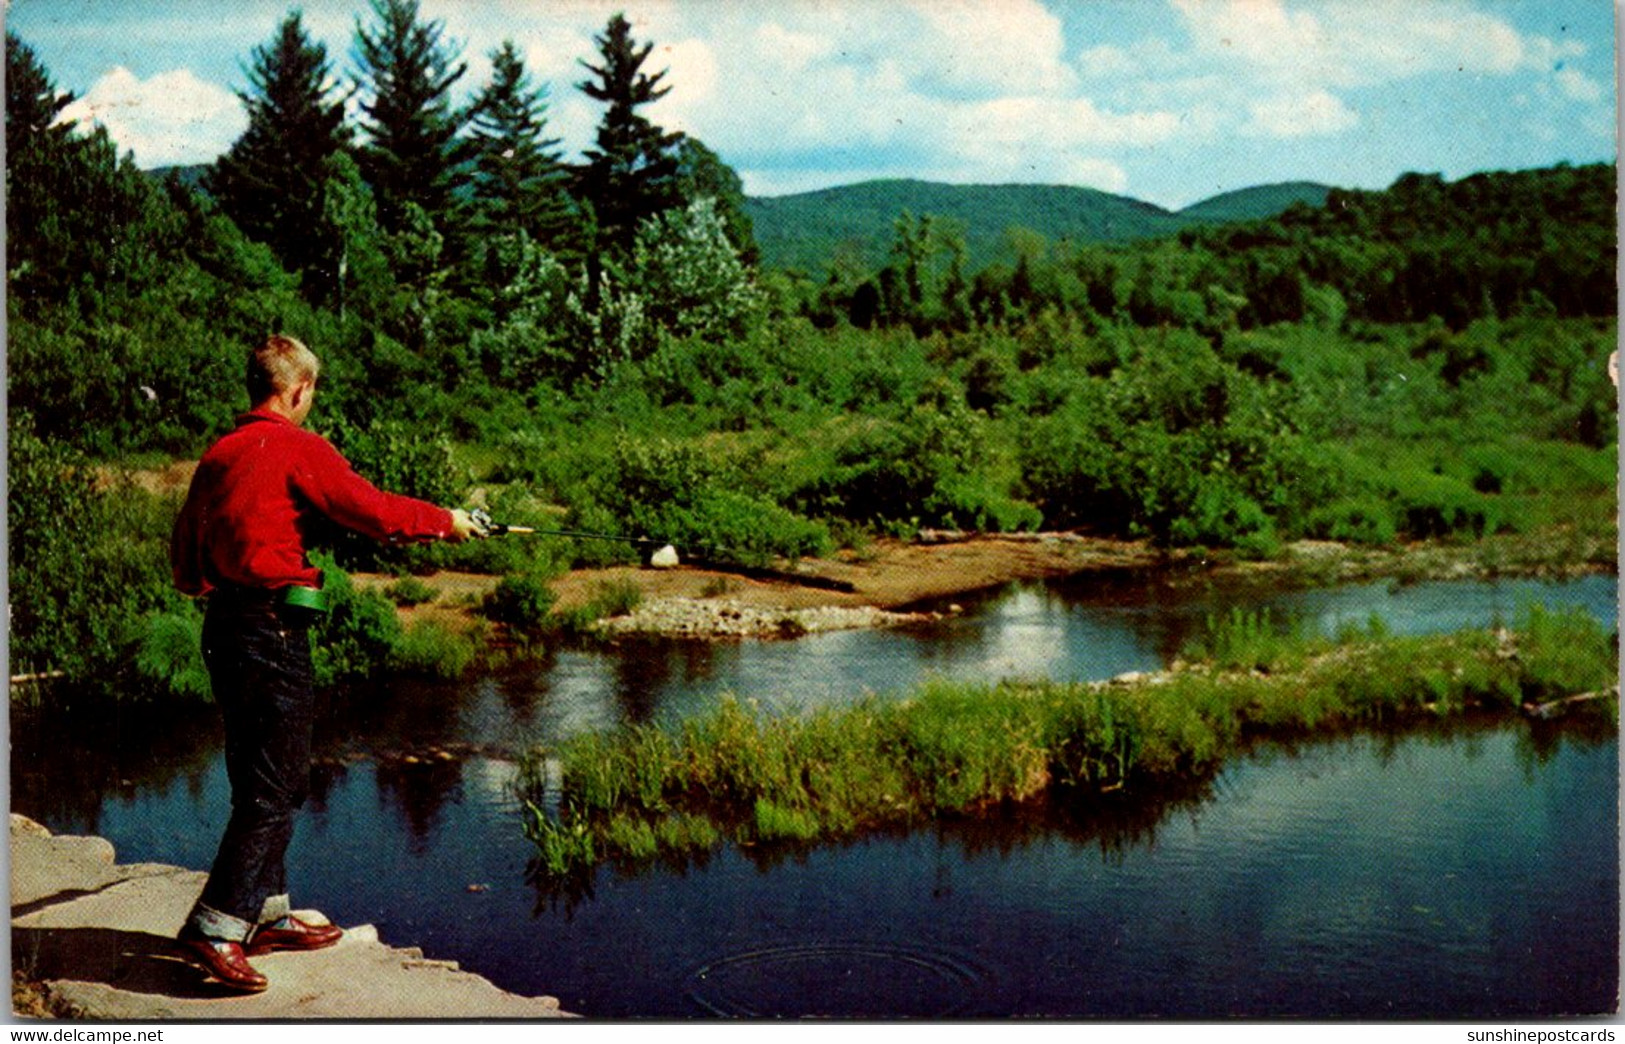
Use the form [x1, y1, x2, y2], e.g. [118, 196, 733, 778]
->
[186, 902, 253, 943]
[258, 893, 291, 924]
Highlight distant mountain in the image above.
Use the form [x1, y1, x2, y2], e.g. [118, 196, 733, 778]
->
[744, 179, 1335, 273]
[1175, 181, 1332, 224]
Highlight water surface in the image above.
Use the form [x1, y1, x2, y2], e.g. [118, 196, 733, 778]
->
[11, 575, 1618, 1018]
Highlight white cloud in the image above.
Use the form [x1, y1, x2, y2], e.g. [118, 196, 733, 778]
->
[952, 96, 1180, 150]
[58, 66, 245, 168]
[1243, 89, 1358, 138]
[556, 1, 1179, 193]
[904, 0, 1076, 96]
[1172, 0, 1528, 89]
[648, 36, 718, 136]
[751, 22, 836, 74]
[1554, 67, 1605, 104]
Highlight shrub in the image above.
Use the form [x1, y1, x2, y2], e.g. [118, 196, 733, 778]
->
[787, 400, 1039, 533]
[8, 415, 187, 699]
[310, 554, 402, 687]
[481, 574, 558, 631]
[324, 416, 469, 571]
[593, 437, 831, 564]
[1307, 496, 1399, 546]
[130, 608, 211, 701]
[388, 619, 478, 679]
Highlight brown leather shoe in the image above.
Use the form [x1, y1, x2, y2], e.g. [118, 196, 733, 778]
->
[246, 915, 343, 956]
[179, 934, 269, 993]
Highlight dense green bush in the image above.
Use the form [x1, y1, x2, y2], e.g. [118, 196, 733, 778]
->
[481, 574, 559, 631]
[584, 437, 831, 563]
[785, 399, 1039, 534]
[1016, 333, 1330, 547]
[308, 554, 403, 687]
[8, 414, 191, 699]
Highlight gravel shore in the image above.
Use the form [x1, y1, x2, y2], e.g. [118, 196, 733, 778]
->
[593, 597, 941, 639]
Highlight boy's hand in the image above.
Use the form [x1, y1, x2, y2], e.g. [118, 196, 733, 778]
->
[447, 508, 489, 543]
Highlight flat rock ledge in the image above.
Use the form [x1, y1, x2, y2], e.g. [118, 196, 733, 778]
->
[10, 814, 571, 1020]
[594, 597, 936, 639]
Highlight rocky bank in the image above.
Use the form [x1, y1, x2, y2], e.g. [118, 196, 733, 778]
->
[9, 815, 571, 1020]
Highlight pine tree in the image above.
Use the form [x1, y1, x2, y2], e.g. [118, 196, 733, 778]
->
[576, 13, 684, 260]
[467, 40, 573, 249]
[6, 32, 184, 312]
[207, 12, 352, 300]
[7, 31, 75, 307]
[6, 31, 75, 162]
[353, 0, 470, 243]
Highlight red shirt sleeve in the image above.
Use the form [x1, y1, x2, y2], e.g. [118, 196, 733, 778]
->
[290, 431, 454, 544]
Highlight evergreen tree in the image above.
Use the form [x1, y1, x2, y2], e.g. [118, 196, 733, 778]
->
[6, 32, 184, 313]
[576, 13, 684, 259]
[208, 11, 352, 301]
[6, 31, 75, 304]
[352, 0, 470, 243]
[6, 30, 75, 162]
[467, 40, 572, 249]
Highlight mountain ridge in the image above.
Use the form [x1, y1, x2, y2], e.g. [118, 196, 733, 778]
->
[743, 178, 1334, 272]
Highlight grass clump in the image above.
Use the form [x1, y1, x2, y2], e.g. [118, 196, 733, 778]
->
[387, 619, 479, 679]
[1515, 603, 1617, 701]
[753, 798, 821, 842]
[1183, 608, 1312, 672]
[519, 611, 1617, 878]
[384, 575, 438, 607]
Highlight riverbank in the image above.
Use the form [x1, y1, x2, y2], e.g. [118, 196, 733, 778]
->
[358, 527, 1617, 641]
[9, 815, 571, 1020]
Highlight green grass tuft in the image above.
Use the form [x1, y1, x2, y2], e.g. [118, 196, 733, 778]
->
[518, 613, 1617, 878]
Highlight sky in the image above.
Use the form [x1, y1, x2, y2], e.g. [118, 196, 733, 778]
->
[6, 0, 1617, 209]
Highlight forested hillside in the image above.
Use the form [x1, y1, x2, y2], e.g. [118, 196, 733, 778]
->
[744, 178, 1333, 273]
[6, 2, 1615, 702]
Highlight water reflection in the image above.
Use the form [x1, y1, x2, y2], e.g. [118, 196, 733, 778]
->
[14, 574, 1616, 841]
[9, 573, 1618, 1017]
[512, 723, 1615, 1017]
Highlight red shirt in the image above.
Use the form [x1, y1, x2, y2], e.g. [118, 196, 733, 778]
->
[172, 408, 454, 595]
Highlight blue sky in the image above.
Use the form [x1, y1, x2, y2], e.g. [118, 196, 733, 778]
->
[8, 0, 1616, 208]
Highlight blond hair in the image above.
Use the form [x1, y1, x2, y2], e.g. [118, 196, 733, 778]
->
[246, 334, 320, 403]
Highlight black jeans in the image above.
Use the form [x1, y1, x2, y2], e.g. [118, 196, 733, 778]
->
[185, 593, 318, 941]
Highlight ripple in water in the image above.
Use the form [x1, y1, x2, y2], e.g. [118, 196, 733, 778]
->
[687, 941, 993, 1018]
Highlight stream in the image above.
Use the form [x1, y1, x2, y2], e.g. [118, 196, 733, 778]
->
[11, 573, 1619, 1017]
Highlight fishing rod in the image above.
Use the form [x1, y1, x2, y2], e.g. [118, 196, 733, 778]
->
[467, 510, 859, 593]
[469, 509, 684, 567]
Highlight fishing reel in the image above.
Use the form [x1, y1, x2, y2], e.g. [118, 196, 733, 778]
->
[468, 508, 513, 537]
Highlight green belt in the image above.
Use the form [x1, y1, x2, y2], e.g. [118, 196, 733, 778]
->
[280, 585, 329, 612]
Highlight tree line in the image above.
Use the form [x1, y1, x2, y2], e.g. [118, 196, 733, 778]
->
[8, 1, 753, 361]
[789, 164, 1615, 338]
